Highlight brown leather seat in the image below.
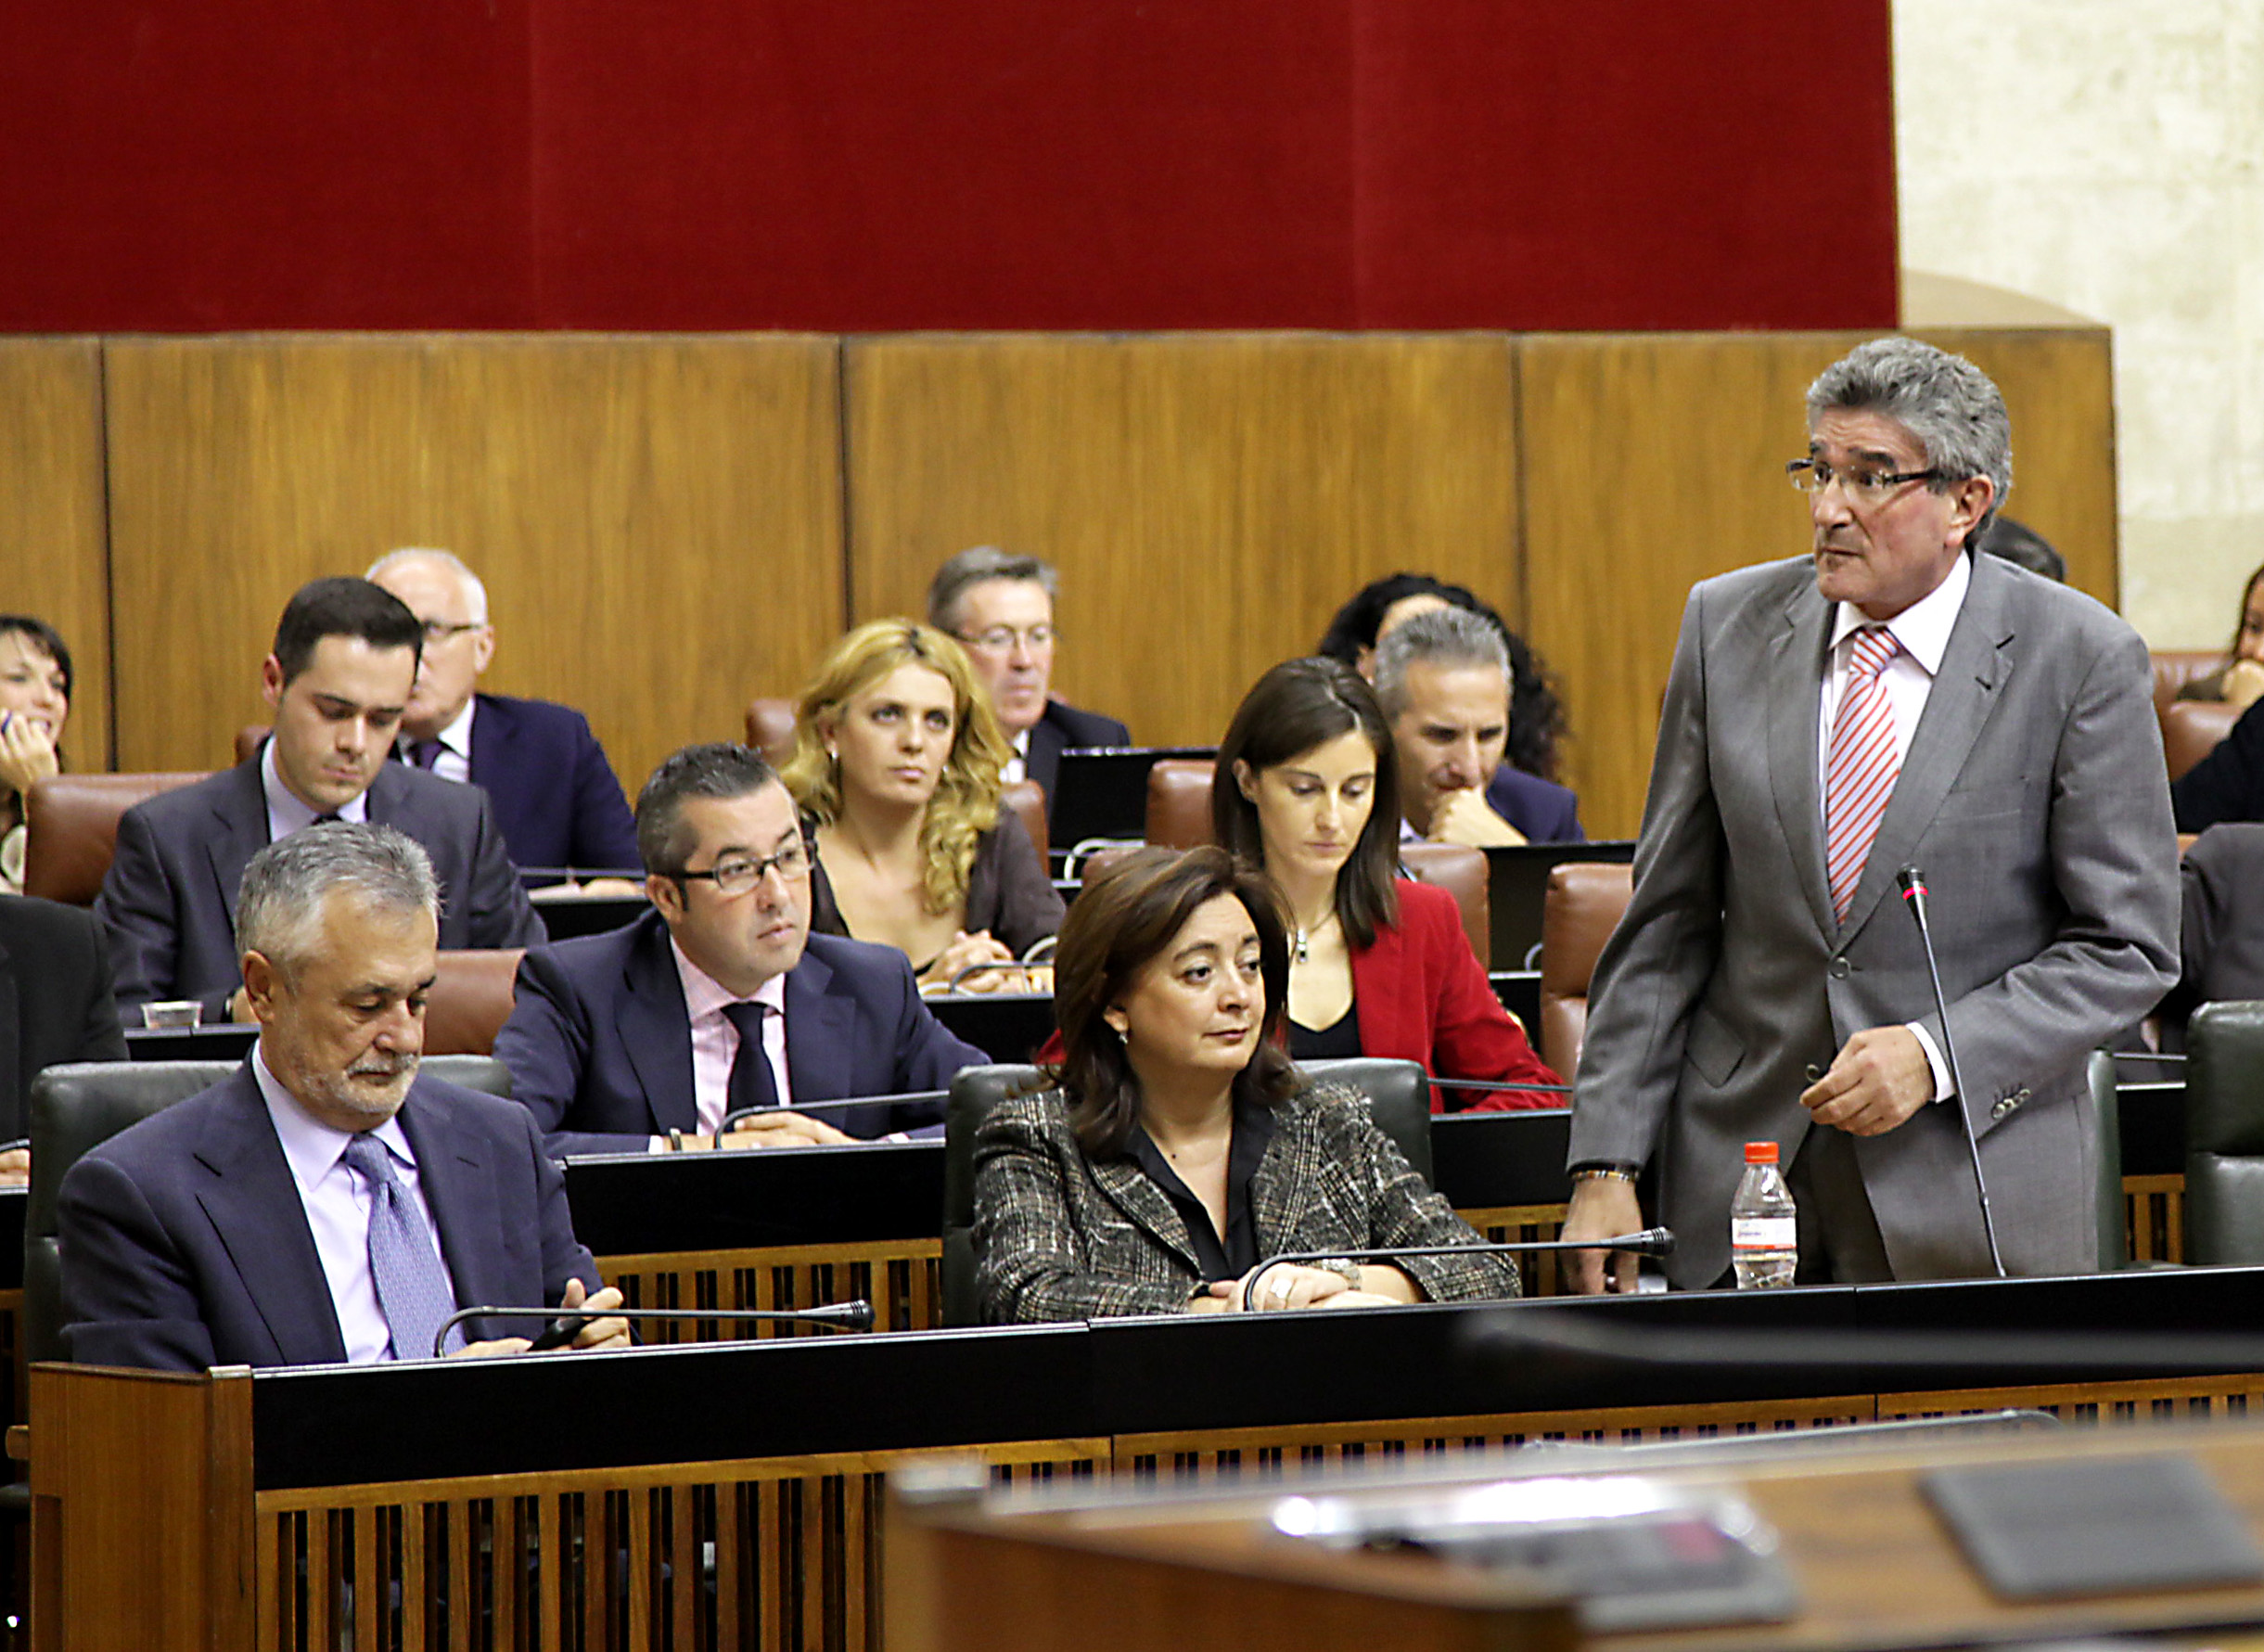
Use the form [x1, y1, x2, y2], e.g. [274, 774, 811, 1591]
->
[1537, 861, 1634, 1076]
[1397, 842, 1490, 969]
[1145, 758, 1215, 849]
[744, 698, 799, 768]
[22, 773, 213, 905]
[234, 724, 269, 766]
[2164, 698, 2240, 783]
[2154, 650, 2222, 717]
[1001, 779, 1050, 864]
[424, 948, 527, 1057]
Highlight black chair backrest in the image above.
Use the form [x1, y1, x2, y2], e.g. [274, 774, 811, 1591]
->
[940, 1057, 1434, 1328]
[2185, 1002, 2264, 1265]
[2083, 1048, 2127, 1273]
[24, 1054, 515, 1366]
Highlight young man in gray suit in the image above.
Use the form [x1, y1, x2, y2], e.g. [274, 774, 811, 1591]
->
[1563, 338, 2179, 1291]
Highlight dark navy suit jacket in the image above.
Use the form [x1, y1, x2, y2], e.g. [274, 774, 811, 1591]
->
[96, 754, 546, 1022]
[0, 895, 126, 1140]
[493, 911, 989, 1157]
[58, 1066, 598, 1371]
[1023, 698, 1132, 825]
[460, 692, 641, 877]
[1484, 765, 1585, 843]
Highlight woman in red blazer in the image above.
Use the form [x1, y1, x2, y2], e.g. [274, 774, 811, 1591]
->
[1213, 660, 1562, 1111]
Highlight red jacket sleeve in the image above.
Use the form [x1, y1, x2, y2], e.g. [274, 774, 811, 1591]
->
[1351, 882, 1564, 1111]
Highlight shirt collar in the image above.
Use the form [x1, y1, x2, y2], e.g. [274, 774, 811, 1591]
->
[261, 735, 370, 832]
[1827, 546, 1972, 676]
[670, 936, 788, 1023]
[432, 696, 476, 760]
[251, 1040, 415, 1194]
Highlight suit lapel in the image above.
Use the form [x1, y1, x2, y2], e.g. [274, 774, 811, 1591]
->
[190, 1069, 348, 1365]
[1839, 557, 2014, 939]
[620, 922, 698, 1133]
[1088, 1154, 1203, 1274]
[203, 762, 273, 930]
[783, 946, 852, 1101]
[466, 692, 502, 787]
[1025, 716, 1066, 802]
[395, 1081, 503, 1314]
[1766, 583, 1836, 938]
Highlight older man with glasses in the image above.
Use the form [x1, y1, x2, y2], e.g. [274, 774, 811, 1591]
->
[926, 546, 1131, 814]
[1560, 337, 2177, 1294]
[493, 744, 987, 1158]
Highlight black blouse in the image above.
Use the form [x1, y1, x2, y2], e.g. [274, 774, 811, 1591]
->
[1288, 1001, 1362, 1061]
[1125, 1092, 1278, 1282]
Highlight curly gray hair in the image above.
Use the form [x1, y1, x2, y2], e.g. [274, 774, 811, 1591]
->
[1807, 338, 2011, 544]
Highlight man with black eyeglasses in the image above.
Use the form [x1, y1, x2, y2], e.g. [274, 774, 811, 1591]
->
[493, 743, 986, 1158]
[1561, 337, 2177, 1292]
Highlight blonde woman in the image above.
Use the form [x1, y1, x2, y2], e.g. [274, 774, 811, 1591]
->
[783, 621, 1063, 992]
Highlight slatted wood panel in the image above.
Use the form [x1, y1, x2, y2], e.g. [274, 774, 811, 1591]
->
[1516, 327, 2116, 839]
[843, 333, 1521, 748]
[0, 339, 110, 773]
[101, 335, 844, 791]
[251, 1441, 1110, 1652]
[596, 1241, 941, 1339]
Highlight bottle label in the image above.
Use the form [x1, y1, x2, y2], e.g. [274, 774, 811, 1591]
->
[1732, 1217, 1797, 1251]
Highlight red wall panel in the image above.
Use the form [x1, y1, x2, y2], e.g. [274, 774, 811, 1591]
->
[0, 2, 1895, 333]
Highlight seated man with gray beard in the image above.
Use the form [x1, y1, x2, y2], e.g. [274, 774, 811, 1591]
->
[59, 825, 628, 1371]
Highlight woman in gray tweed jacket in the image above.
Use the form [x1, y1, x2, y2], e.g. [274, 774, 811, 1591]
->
[973, 845, 1519, 1323]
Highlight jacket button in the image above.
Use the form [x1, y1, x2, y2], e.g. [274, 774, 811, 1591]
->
[1828, 957, 1851, 980]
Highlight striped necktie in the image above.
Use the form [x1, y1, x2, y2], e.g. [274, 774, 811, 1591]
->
[1824, 625, 1902, 921]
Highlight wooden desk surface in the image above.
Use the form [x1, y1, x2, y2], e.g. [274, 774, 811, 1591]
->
[915, 1417, 2264, 1652]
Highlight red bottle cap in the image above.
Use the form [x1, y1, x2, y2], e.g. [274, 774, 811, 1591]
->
[1744, 1141, 1779, 1165]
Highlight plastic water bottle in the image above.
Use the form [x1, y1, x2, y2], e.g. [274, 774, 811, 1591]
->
[1731, 1141, 1797, 1288]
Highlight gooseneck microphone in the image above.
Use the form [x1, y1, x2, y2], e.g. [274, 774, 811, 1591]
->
[433, 1298, 876, 1359]
[1895, 865, 2005, 1277]
[1238, 1231, 1675, 1313]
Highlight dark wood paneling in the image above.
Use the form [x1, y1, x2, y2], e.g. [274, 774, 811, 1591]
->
[0, 339, 110, 771]
[102, 335, 844, 793]
[844, 332, 1519, 749]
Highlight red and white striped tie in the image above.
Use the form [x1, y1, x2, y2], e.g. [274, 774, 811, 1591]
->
[1824, 625, 1902, 921]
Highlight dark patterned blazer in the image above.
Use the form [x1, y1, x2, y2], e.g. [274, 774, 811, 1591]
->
[972, 1082, 1519, 1323]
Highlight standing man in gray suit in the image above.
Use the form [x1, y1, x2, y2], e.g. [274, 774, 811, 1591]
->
[1564, 339, 2179, 1291]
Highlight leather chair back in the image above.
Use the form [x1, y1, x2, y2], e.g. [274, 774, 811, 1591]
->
[25, 1055, 512, 1365]
[426, 950, 527, 1056]
[743, 698, 799, 768]
[23, 772, 212, 905]
[2183, 1002, 2264, 1265]
[2153, 650, 2222, 717]
[940, 1057, 1433, 1327]
[2163, 698, 2240, 783]
[1398, 842, 1490, 969]
[1145, 759, 1215, 849]
[1001, 779, 1050, 864]
[235, 724, 270, 766]
[1536, 861, 1634, 1076]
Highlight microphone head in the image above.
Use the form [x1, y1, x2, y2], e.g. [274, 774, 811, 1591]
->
[1633, 1226, 1676, 1258]
[1895, 864, 1926, 900]
[838, 1299, 876, 1332]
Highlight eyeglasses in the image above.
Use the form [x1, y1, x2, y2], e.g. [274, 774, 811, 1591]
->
[1786, 457, 1942, 503]
[672, 840, 812, 897]
[419, 620, 485, 644]
[956, 624, 1055, 654]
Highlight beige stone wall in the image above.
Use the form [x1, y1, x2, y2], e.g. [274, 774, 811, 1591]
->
[1895, 0, 2264, 648]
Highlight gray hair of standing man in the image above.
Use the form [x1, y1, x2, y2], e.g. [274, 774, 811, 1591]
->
[925, 545, 1060, 634]
[1806, 338, 2014, 546]
[1372, 605, 1512, 721]
[236, 825, 441, 980]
